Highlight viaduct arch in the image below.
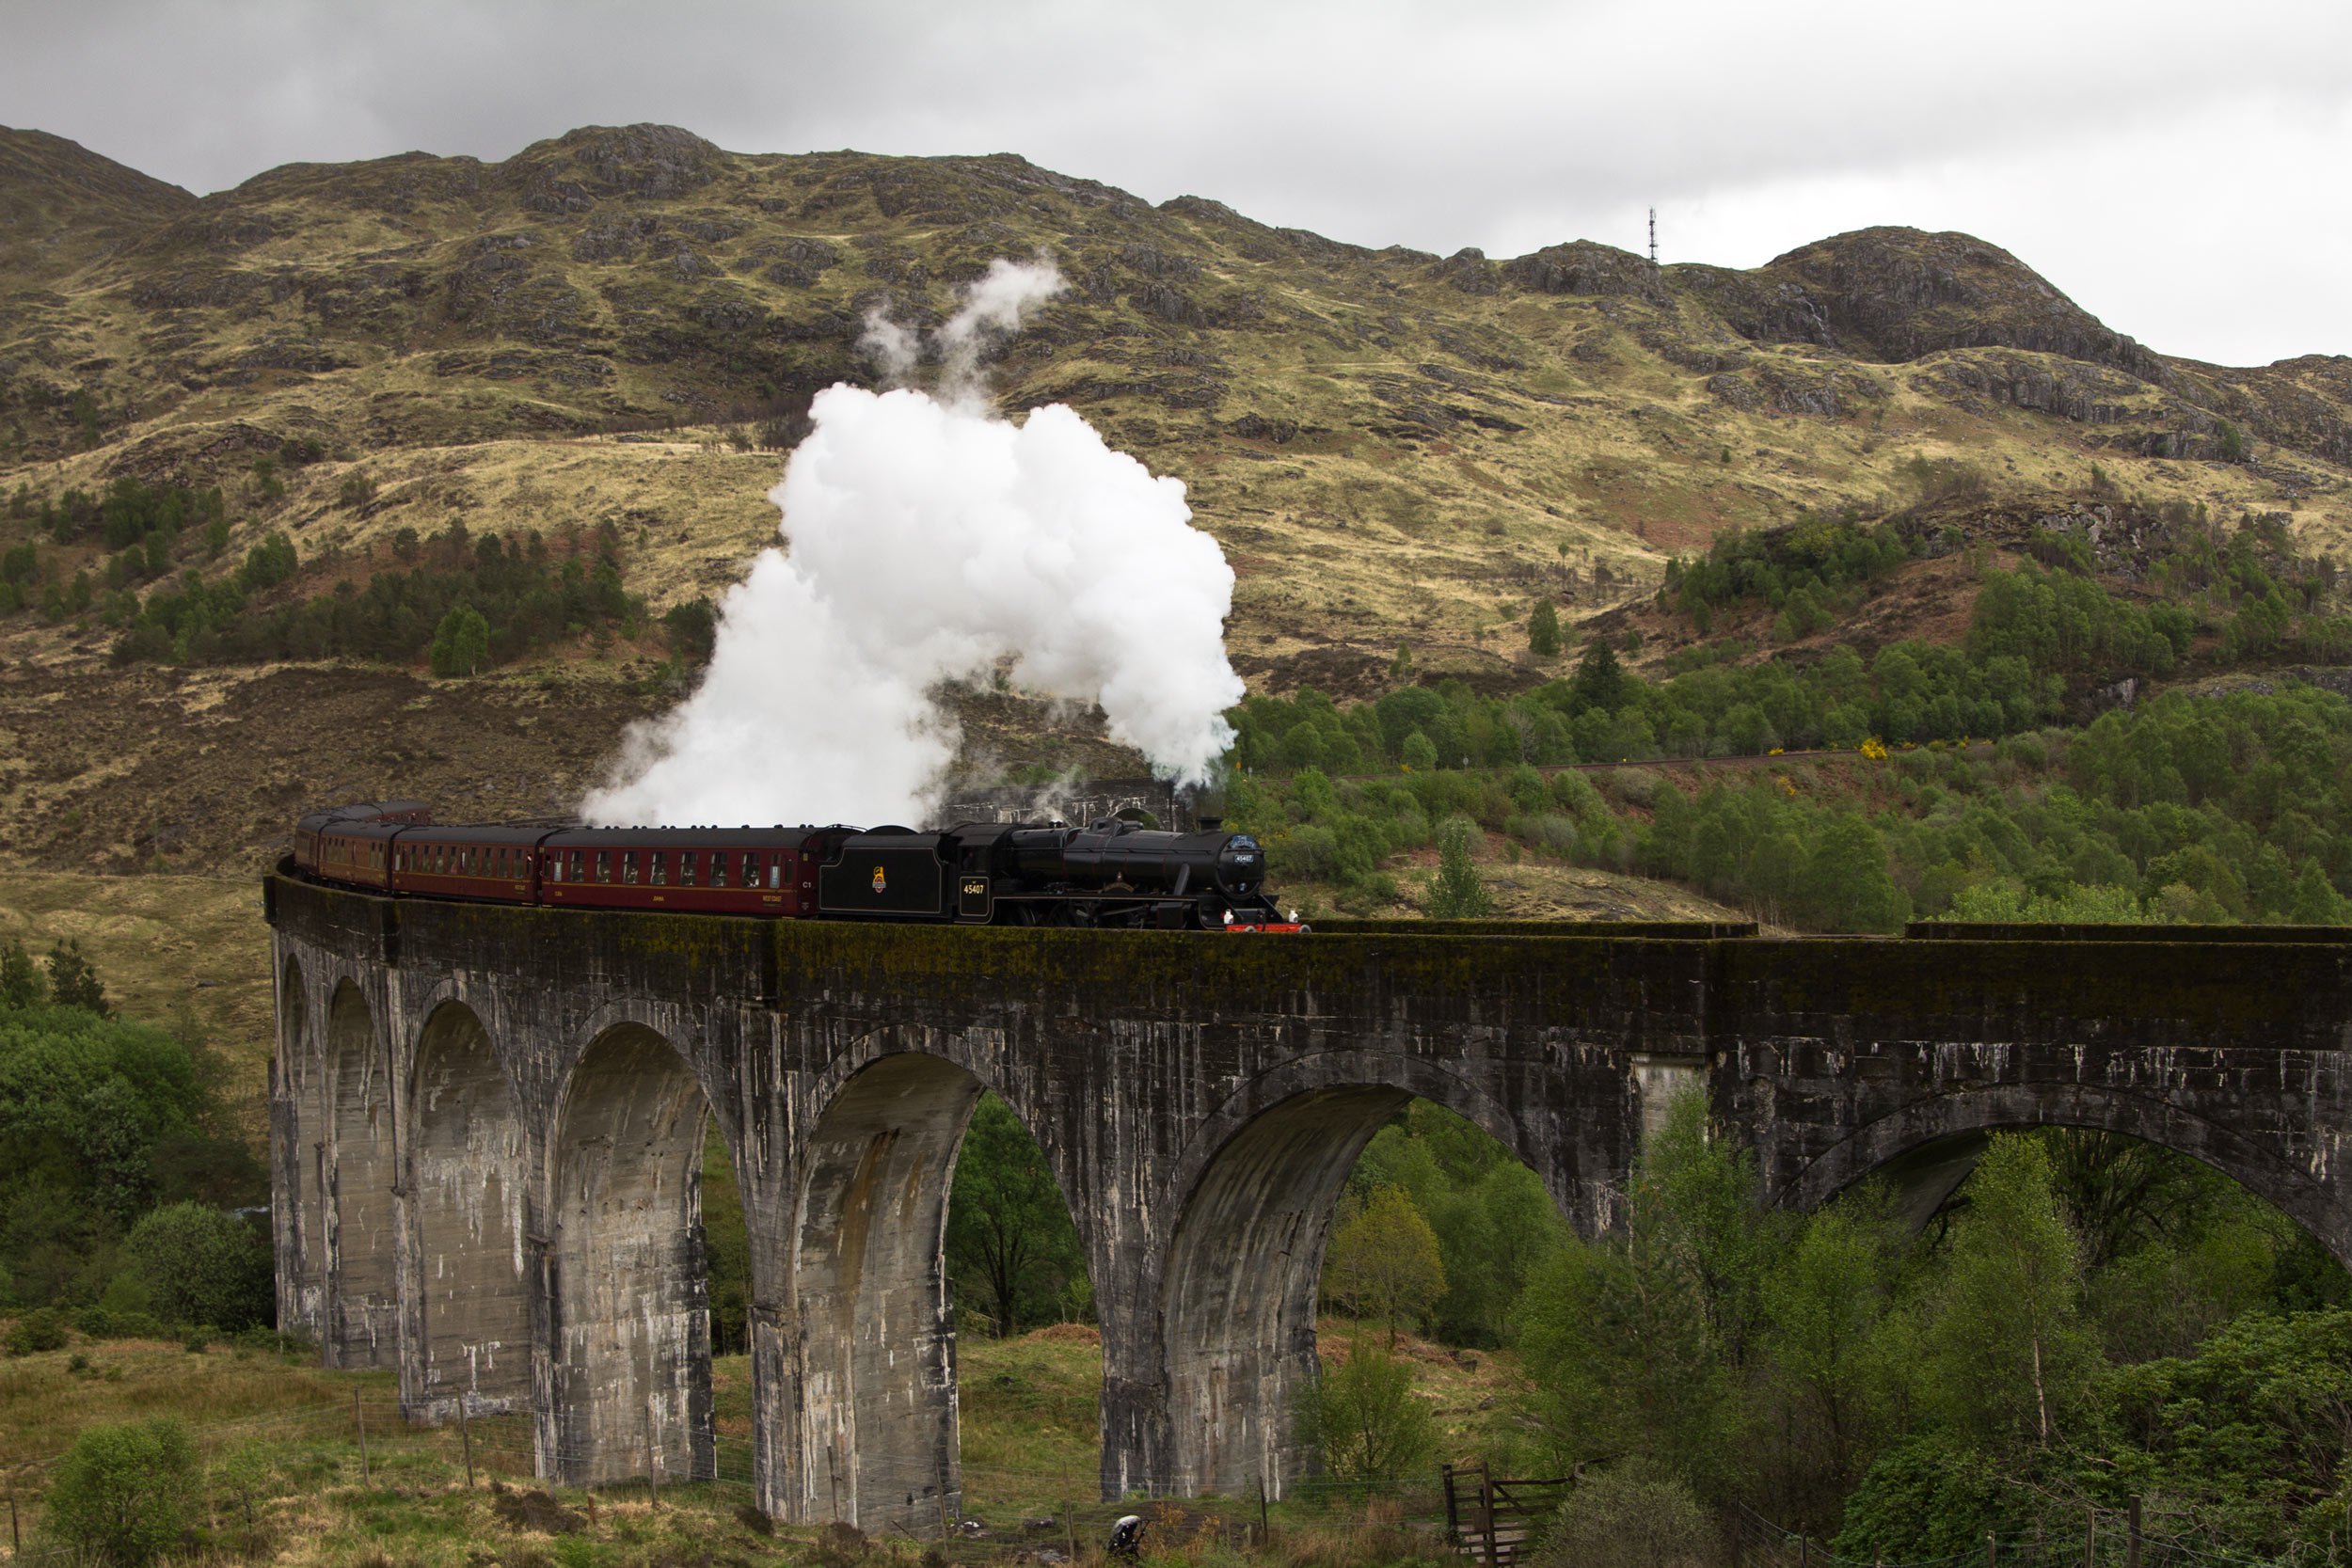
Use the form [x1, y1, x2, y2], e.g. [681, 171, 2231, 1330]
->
[265, 881, 2352, 1529]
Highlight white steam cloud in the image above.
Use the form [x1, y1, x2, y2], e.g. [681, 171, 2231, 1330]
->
[863, 254, 1070, 396]
[582, 260, 1246, 831]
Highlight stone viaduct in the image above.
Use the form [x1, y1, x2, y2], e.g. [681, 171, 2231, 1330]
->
[265, 873, 2352, 1529]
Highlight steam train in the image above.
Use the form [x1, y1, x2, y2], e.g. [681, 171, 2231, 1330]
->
[289, 802, 1308, 932]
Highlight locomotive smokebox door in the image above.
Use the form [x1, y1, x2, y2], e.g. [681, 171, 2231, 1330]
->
[958, 876, 992, 922]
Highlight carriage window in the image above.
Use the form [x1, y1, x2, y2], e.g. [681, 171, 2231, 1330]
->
[769, 855, 782, 889]
[741, 852, 758, 887]
[622, 853, 639, 885]
[650, 853, 668, 886]
[678, 853, 696, 887]
[710, 852, 727, 888]
[595, 851, 612, 884]
[547, 852, 562, 882]
[571, 850, 587, 883]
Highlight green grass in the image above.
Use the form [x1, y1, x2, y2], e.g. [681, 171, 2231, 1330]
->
[0, 1317, 1523, 1562]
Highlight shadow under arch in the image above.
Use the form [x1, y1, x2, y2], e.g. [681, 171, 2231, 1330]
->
[789, 1047, 1060, 1532]
[1785, 1083, 2348, 1265]
[1152, 1053, 1567, 1502]
[549, 1022, 723, 1486]
[409, 997, 530, 1419]
[325, 977, 397, 1369]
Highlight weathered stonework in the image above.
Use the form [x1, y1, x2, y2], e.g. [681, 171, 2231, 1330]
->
[266, 877, 2352, 1529]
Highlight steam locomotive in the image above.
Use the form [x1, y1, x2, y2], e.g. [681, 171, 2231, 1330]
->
[289, 802, 1308, 932]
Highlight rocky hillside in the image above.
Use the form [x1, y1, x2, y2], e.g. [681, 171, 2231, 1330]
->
[3, 122, 2350, 872]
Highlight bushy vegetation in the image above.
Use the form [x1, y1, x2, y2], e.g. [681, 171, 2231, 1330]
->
[107, 519, 644, 671]
[0, 477, 228, 617]
[0, 942, 268, 1329]
[39, 1417, 199, 1566]
[1662, 510, 1917, 639]
[1230, 681, 2352, 928]
[1562, 1097, 2347, 1558]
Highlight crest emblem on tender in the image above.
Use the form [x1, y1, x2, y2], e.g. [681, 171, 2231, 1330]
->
[871, 864, 888, 894]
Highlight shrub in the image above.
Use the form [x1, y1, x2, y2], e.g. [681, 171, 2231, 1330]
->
[1293, 1338, 1437, 1487]
[40, 1418, 197, 1567]
[76, 1307, 170, 1341]
[5, 1307, 71, 1355]
[121, 1204, 273, 1332]
[1532, 1465, 1714, 1568]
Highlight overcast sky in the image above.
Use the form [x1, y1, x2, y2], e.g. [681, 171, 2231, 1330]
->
[6, 0, 2347, 367]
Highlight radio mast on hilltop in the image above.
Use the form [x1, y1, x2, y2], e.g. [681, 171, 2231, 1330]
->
[1648, 208, 1659, 265]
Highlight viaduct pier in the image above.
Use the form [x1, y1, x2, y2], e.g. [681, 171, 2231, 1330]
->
[265, 873, 2352, 1528]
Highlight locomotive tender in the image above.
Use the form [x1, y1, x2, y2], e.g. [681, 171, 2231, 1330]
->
[291, 801, 1307, 932]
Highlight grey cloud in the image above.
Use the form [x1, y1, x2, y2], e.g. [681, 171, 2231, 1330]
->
[3, 0, 2346, 362]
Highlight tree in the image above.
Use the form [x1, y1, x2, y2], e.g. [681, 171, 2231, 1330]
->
[1571, 638, 1629, 714]
[2290, 860, 2347, 924]
[1516, 1090, 1752, 1497]
[428, 602, 491, 677]
[662, 596, 719, 665]
[40, 1418, 198, 1567]
[1798, 815, 1908, 932]
[1761, 1190, 1913, 1516]
[1323, 1184, 1446, 1345]
[1400, 728, 1438, 771]
[1293, 1337, 1437, 1486]
[120, 1203, 273, 1331]
[1918, 1133, 2099, 1450]
[46, 938, 107, 1014]
[0, 939, 43, 1006]
[1425, 815, 1493, 919]
[946, 1094, 1087, 1336]
[1528, 598, 1563, 658]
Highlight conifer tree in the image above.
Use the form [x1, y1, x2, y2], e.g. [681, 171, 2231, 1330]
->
[45, 939, 106, 1015]
[0, 938, 43, 1007]
[1427, 815, 1493, 918]
[1528, 598, 1563, 658]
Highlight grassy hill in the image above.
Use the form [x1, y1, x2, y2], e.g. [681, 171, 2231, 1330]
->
[5, 122, 2352, 1069]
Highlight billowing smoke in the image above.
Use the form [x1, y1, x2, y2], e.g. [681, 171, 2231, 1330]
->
[581, 261, 1245, 831]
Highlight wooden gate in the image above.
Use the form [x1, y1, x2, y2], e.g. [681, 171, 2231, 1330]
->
[1441, 1463, 1570, 1568]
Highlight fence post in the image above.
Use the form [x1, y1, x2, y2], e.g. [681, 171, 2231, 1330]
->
[1480, 1465, 1501, 1568]
[2126, 1497, 2141, 1568]
[1442, 1465, 1459, 1545]
[2084, 1506, 2096, 1568]
[1987, 1529, 1997, 1568]
[1259, 1477, 1270, 1545]
[1800, 1532, 1809, 1568]
[354, 1387, 371, 1486]
[8, 1488, 18, 1552]
[459, 1397, 475, 1489]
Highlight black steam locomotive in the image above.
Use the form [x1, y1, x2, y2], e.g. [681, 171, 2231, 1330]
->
[292, 804, 1307, 933]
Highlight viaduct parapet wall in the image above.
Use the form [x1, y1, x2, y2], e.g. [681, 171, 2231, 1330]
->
[265, 878, 2352, 1528]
